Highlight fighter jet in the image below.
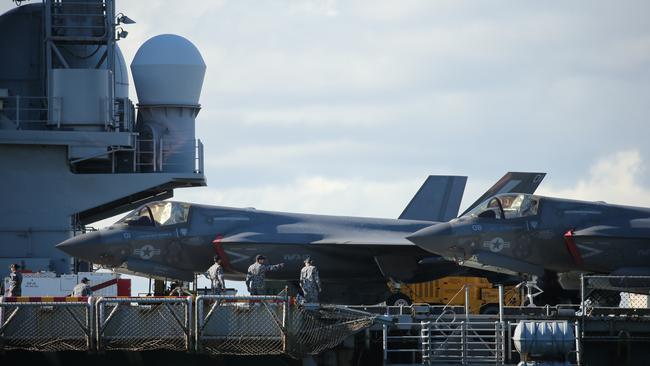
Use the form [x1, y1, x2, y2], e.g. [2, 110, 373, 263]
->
[57, 172, 545, 304]
[407, 192, 650, 301]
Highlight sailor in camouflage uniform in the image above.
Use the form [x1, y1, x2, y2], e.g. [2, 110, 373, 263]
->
[299, 257, 322, 303]
[245, 255, 284, 295]
[8, 263, 22, 297]
[206, 256, 225, 294]
[72, 277, 93, 297]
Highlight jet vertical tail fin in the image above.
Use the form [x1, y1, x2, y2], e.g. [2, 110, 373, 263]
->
[460, 172, 546, 216]
[399, 175, 467, 221]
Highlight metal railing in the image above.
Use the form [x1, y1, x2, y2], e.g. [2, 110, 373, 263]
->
[381, 285, 510, 365]
[0, 96, 53, 129]
[421, 320, 506, 364]
[48, 0, 110, 41]
[382, 312, 507, 365]
[96, 296, 193, 352]
[114, 97, 134, 131]
[0, 297, 93, 351]
[383, 319, 425, 364]
[381, 288, 470, 365]
[0, 95, 134, 130]
[135, 138, 204, 174]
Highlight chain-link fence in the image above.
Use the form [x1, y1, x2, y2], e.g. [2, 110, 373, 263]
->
[196, 295, 381, 358]
[0, 295, 381, 356]
[196, 295, 288, 356]
[581, 275, 650, 315]
[286, 305, 376, 357]
[96, 296, 192, 351]
[0, 298, 92, 351]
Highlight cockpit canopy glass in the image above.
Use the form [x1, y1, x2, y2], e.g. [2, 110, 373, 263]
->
[464, 194, 539, 220]
[117, 202, 191, 227]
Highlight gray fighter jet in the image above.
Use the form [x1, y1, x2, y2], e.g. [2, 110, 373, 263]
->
[57, 172, 545, 304]
[407, 192, 650, 301]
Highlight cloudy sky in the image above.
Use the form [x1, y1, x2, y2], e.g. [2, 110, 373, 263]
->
[3, 0, 649, 292]
[102, 0, 650, 217]
[2, 0, 648, 215]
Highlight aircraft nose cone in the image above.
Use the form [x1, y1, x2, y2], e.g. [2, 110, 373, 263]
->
[408, 223, 453, 243]
[56, 231, 102, 260]
[407, 223, 454, 255]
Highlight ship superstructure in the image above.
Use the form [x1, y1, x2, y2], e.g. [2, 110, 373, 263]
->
[0, 0, 206, 275]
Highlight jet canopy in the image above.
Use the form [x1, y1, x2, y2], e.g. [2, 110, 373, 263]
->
[463, 193, 539, 220]
[117, 201, 191, 227]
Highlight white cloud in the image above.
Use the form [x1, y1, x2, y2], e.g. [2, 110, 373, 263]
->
[179, 150, 650, 221]
[538, 150, 650, 207]
[175, 176, 423, 218]
[2, 1, 649, 214]
[288, 0, 339, 17]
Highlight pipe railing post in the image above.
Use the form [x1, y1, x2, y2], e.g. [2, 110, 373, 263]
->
[196, 295, 204, 353]
[186, 295, 193, 352]
[87, 296, 94, 352]
[498, 284, 504, 323]
[282, 286, 289, 353]
[0, 296, 4, 332]
[464, 285, 470, 320]
[461, 320, 467, 364]
[382, 323, 388, 364]
[580, 274, 585, 317]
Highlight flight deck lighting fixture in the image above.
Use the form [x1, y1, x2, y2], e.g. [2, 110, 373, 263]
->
[116, 13, 136, 25]
[116, 27, 128, 40]
[115, 13, 134, 41]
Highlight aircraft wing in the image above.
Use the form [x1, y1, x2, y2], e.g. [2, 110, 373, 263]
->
[460, 172, 546, 216]
[399, 175, 467, 222]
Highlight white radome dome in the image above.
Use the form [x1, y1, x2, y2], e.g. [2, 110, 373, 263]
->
[131, 34, 206, 106]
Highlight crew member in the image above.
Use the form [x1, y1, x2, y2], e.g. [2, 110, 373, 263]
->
[299, 257, 322, 303]
[72, 277, 93, 297]
[8, 263, 22, 297]
[245, 255, 284, 295]
[169, 281, 191, 296]
[206, 256, 225, 294]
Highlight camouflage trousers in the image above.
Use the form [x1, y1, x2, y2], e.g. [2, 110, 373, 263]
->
[303, 290, 319, 303]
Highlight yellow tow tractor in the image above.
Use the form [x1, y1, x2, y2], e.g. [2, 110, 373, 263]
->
[386, 276, 521, 314]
